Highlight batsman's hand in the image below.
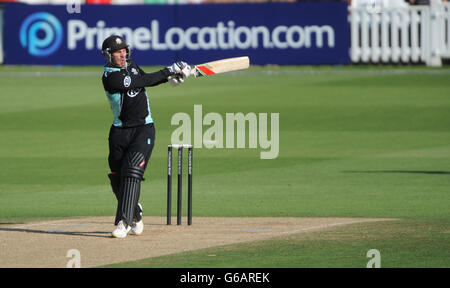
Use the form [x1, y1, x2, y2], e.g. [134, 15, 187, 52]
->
[167, 61, 191, 79]
[168, 75, 184, 87]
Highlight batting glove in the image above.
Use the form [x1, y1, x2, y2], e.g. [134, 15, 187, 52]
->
[167, 61, 191, 79]
[168, 75, 184, 87]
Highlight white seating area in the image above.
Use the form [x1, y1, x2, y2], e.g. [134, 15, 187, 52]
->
[350, 0, 450, 66]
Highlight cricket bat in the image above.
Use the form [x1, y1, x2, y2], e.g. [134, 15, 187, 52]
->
[190, 56, 250, 77]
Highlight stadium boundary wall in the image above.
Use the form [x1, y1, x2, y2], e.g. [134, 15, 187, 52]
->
[1, 3, 350, 65]
[0, 7, 3, 64]
[1, 2, 449, 66]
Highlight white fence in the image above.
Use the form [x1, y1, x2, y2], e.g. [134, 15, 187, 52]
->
[350, 1, 450, 66]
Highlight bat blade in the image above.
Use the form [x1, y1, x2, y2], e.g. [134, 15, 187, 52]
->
[192, 56, 250, 77]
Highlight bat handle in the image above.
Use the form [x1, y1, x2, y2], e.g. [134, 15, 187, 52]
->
[190, 66, 198, 78]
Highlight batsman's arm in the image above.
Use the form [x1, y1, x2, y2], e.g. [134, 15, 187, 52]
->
[105, 68, 172, 91]
[135, 62, 147, 75]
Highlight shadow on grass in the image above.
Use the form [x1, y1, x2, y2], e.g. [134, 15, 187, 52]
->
[343, 170, 450, 175]
[0, 227, 111, 238]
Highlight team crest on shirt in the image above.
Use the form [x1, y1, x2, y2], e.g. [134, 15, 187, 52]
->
[127, 88, 141, 97]
[124, 76, 131, 87]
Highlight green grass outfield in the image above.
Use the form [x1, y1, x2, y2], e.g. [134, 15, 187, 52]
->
[0, 65, 449, 267]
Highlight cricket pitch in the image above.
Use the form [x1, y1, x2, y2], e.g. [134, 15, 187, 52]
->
[0, 216, 391, 268]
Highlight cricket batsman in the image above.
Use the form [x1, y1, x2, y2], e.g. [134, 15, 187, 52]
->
[101, 35, 191, 238]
